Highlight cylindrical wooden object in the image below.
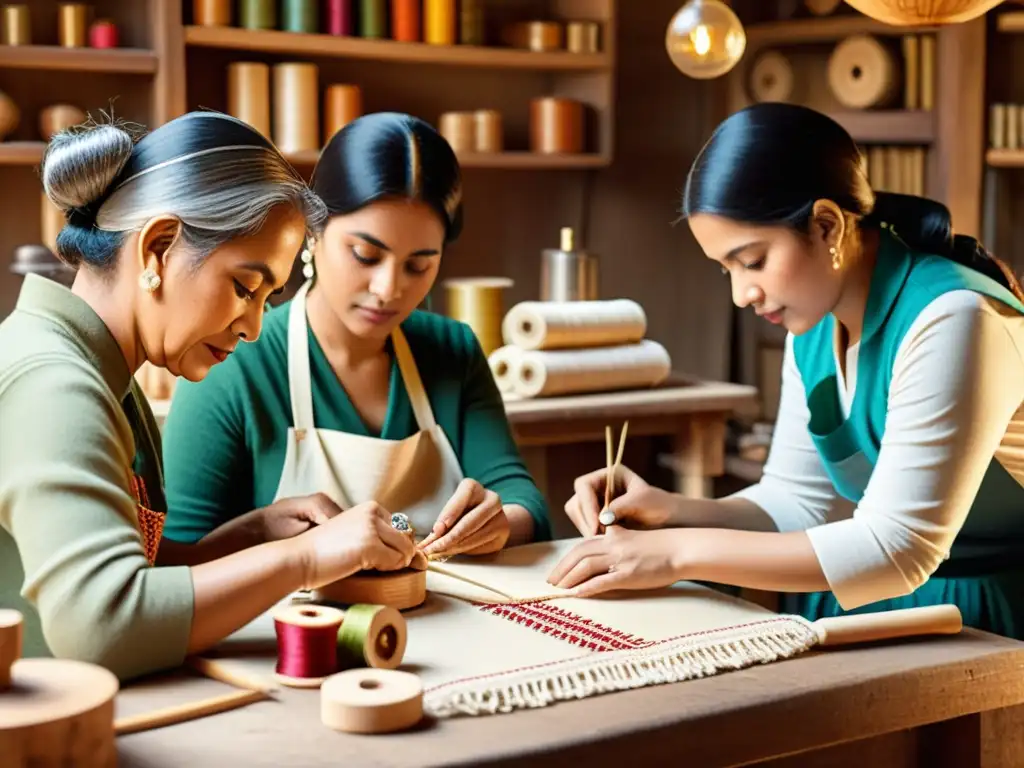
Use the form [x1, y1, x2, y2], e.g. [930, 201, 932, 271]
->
[566, 21, 600, 53]
[748, 50, 794, 103]
[228, 62, 272, 138]
[391, 0, 420, 42]
[438, 112, 475, 153]
[326, 0, 354, 35]
[474, 110, 503, 153]
[282, 0, 318, 33]
[425, 0, 455, 45]
[39, 104, 87, 140]
[0, 610, 120, 768]
[273, 63, 320, 154]
[504, 21, 563, 51]
[530, 97, 584, 154]
[0, 90, 18, 141]
[58, 4, 88, 48]
[459, 0, 484, 45]
[240, 0, 276, 30]
[320, 669, 424, 735]
[324, 84, 362, 140]
[827, 34, 898, 109]
[2, 5, 30, 46]
[193, 0, 231, 26]
[444, 278, 514, 358]
[805, 0, 842, 14]
[360, 0, 386, 38]
[88, 19, 118, 48]
[41, 192, 63, 253]
[1008, 107, 1020, 151]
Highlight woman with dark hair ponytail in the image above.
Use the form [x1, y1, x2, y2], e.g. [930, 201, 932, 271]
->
[163, 112, 550, 559]
[549, 103, 1024, 639]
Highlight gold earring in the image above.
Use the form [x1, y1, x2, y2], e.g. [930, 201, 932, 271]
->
[138, 268, 161, 293]
[830, 246, 841, 271]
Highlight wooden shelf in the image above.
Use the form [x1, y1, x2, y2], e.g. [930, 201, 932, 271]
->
[986, 148, 1024, 167]
[996, 12, 1024, 32]
[0, 142, 45, 166]
[286, 149, 610, 169]
[828, 110, 935, 144]
[0, 45, 158, 74]
[184, 25, 610, 71]
[746, 15, 937, 47]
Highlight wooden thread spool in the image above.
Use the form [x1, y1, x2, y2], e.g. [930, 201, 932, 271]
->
[40, 104, 87, 140]
[805, 0, 842, 13]
[566, 21, 600, 54]
[459, 0, 484, 45]
[425, 0, 455, 45]
[313, 568, 427, 611]
[530, 97, 584, 154]
[503, 21, 563, 52]
[326, 0, 354, 35]
[240, 0, 276, 30]
[1008, 107, 1020, 152]
[228, 62, 271, 138]
[474, 109, 503, 153]
[0, 89, 19, 141]
[748, 50, 794, 103]
[324, 84, 363, 141]
[193, 0, 231, 26]
[360, 0, 386, 38]
[827, 34, 898, 110]
[282, 0, 318, 33]
[273, 62, 319, 154]
[0, 609, 119, 767]
[58, 3, 88, 48]
[88, 19, 118, 48]
[321, 669, 423, 734]
[438, 111, 475, 153]
[391, 0, 420, 42]
[273, 603, 408, 689]
[443, 277, 514, 357]
[2, 5, 30, 46]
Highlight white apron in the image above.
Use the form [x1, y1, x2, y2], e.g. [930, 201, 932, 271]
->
[272, 280, 465, 536]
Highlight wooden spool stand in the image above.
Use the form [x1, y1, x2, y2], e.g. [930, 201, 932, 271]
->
[313, 568, 427, 611]
[0, 610, 119, 767]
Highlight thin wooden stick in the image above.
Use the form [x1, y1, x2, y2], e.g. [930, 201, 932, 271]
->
[600, 420, 630, 528]
[428, 562, 516, 600]
[186, 656, 276, 694]
[114, 688, 268, 736]
[604, 424, 613, 513]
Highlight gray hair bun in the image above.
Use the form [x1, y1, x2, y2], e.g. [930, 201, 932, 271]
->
[41, 123, 134, 216]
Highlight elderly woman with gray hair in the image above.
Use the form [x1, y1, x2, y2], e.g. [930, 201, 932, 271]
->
[0, 111, 420, 681]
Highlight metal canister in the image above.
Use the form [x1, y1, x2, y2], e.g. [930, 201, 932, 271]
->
[540, 227, 598, 302]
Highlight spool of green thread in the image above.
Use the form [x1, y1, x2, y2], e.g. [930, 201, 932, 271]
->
[282, 0, 318, 33]
[360, 0, 386, 39]
[336, 603, 406, 670]
[240, 0, 276, 30]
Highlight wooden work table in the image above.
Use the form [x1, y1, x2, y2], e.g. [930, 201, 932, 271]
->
[115, 626, 1024, 767]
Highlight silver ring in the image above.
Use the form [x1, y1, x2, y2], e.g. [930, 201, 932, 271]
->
[391, 512, 412, 533]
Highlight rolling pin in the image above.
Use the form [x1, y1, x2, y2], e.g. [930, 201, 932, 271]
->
[812, 604, 962, 646]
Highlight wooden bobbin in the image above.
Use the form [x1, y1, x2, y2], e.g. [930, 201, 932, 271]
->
[424, 0, 455, 45]
[439, 111, 475, 153]
[228, 62, 271, 138]
[58, 3, 88, 48]
[566, 21, 600, 53]
[273, 62, 320, 154]
[503, 21, 563, 51]
[2, 5, 31, 46]
[748, 50, 794, 103]
[827, 34, 898, 110]
[193, 0, 232, 26]
[474, 109, 503, 153]
[321, 669, 424, 735]
[530, 97, 584, 154]
[324, 84, 362, 141]
[0, 610, 119, 768]
[0, 90, 19, 141]
[313, 568, 427, 611]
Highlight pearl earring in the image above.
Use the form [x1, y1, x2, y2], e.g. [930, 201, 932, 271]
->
[139, 268, 161, 292]
[830, 246, 841, 271]
[300, 247, 314, 280]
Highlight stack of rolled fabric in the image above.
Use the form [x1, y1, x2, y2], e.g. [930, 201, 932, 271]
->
[488, 299, 671, 399]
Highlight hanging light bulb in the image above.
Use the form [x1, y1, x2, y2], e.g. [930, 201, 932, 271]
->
[665, 0, 746, 80]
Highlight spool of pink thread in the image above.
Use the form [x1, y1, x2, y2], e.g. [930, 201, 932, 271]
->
[89, 19, 119, 48]
[326, 0, 353, 35]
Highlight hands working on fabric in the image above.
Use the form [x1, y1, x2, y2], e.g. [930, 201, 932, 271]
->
[547, 465, 686, 597]
[417, 478, 511, 559]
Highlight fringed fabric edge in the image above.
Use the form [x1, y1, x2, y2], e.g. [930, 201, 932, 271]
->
[422, 615, 820, 718]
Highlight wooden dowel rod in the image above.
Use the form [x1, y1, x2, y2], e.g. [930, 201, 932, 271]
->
[187, 656, 276, 693]
[114, 688, 268, 735]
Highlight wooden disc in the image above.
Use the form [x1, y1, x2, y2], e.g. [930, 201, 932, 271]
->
[0, 658, 118, 767]
[748, 50, 794, 103]
[313, 568, 427, 611]
[320, 669, 423, 734]
[827, 34, 898, 110]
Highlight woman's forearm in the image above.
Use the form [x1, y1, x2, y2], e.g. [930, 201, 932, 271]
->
[668, 495, 780, 533]
[673, 528, 830, 593]
[158, 511, 268, 567]
[504, 504, 535, 546]
[185, 538, 310, 655]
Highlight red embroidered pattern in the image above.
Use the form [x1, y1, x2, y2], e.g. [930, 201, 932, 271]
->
[129, 474, 164, 566]
[477, 601, 653, 652]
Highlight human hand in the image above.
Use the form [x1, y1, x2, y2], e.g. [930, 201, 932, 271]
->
[418, 478, 510, 558]
[297, 500, 420, 589]
[255, 493, 344, 542]
[564, 465, 680, 537]
[546, 527, 685, 598]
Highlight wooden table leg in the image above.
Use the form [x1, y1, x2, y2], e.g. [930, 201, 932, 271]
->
[673, 415, 727, 499]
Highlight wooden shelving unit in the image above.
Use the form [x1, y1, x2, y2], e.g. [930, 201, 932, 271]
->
[828, 109, 935, 144]
[986, 148, 1024, 168]
[0, 45, 158, 74]
[0, 142, 46, 166]
[746, 15, 937, 46]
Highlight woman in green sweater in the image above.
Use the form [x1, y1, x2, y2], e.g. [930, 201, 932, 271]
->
[162, 113, 551, 558]
[0, 112, 424, 681]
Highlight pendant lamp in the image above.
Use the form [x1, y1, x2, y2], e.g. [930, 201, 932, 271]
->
[842, 0, 1004, 25]
[665, 0, 746, 80]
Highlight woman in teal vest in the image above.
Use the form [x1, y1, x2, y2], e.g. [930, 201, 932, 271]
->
[548, 103, 1024, 638]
